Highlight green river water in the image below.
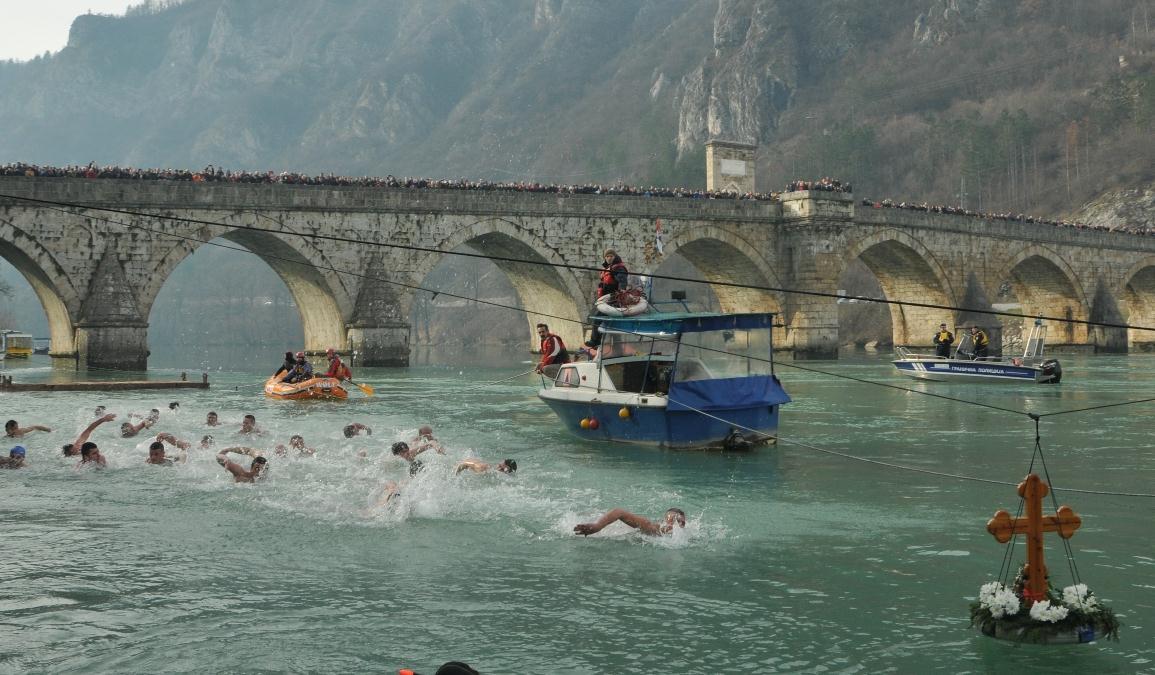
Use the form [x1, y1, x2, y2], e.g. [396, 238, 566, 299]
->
[1, 350, 1153, 673]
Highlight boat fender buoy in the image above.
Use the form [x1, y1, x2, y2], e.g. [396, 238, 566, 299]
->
[619, 407, 630, 419]
[588, 418, 600, 430]
[580, 418, 591, 429]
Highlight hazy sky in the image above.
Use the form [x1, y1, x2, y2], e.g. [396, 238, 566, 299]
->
[0, 1, 139, 62]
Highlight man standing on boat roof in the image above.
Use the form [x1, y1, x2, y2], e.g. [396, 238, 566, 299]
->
[970, 325, 990, 360]
[595, 248, 629, 303]
[585, 248, 629, 351]
[933, 323, 954, 358]
[535, 323, 570, 376]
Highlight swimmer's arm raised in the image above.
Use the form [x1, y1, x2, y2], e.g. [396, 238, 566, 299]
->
[574, 509, 661, 536]
[73, 413, 116, 447]
[156, 433, 191, 450]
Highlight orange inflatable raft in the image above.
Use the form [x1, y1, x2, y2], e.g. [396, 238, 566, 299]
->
[264, 375, 348, 401]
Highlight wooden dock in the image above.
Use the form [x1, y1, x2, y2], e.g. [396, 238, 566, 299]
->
[0, 373, 209, 392]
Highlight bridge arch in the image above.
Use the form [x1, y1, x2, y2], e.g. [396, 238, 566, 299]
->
[142, 223, 352, 353]
[0, 218, 79, 356]
[999, 245, 1089, 344]
[413, 218, 586, 350]
[1120, 256, 1155, 350]
[659, 226, 784, 315]
[842, 229, 956, 346]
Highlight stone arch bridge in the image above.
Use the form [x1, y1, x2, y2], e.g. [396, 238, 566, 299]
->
[1, 177, 1154, 369]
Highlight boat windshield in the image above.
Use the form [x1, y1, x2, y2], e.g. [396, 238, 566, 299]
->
[674, 327, 772, 381]
[598, 333, 678, 360]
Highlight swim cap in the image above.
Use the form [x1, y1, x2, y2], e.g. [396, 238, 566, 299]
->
[502, 458, 517, 473]
[10, 446, 26, 458]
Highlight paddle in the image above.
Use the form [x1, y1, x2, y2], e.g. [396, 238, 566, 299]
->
[346, 379, 374, 397]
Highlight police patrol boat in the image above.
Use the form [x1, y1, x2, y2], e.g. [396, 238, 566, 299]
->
[537, 311, 791, 449]
[892, 319, 1061, 384]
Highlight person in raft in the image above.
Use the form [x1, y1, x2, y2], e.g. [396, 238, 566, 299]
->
[273, 351, 294, 378]
[574, 507, 687, 537]
[283, 352, 314, 384]
[323, 347, 351, 380]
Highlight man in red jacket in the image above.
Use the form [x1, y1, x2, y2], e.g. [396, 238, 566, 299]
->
[535, 323, 570, 376]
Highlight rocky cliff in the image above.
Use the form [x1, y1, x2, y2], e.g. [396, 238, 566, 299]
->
[0, 0, 1152, 225]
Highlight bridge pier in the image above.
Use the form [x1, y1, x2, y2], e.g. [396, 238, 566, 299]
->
[348, 323, 410, 367]
[75, 323, 149, 371]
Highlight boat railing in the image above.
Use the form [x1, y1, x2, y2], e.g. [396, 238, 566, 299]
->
[895, 345, 944, 360]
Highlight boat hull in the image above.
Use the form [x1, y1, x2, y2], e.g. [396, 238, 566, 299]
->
[264, 376, 348, 400]
[893, 358, 1060, 384]
[538, 395, 780, 449]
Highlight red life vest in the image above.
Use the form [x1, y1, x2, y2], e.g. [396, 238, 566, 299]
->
[539, 333, 569, 366]
[600, 262, 626, 288]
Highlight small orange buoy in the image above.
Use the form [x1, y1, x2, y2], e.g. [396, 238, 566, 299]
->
[588, 418, 600, 430]
[580, 418, 591, 429]
[618, 407, 630, 419]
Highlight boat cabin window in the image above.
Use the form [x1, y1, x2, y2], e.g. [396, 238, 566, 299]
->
[554, 365, 580, 388]
[675, 327, 773, 380]
[604, 359, 673, 394]
[598, 333, 677, 360]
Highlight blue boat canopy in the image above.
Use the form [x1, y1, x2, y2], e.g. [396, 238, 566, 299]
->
[594, 312, 776, 336]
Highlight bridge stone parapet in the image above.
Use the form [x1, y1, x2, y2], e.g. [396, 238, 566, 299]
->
[2, 176, 1155, 369]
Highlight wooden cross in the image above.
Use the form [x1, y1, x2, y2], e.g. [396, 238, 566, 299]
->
[986, 473, 1082, 603]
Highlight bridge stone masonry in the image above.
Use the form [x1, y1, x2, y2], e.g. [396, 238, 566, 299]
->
[2, 175, 1155, 370]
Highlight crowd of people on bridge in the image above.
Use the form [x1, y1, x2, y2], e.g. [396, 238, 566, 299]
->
[787, 177, 852, 193]
[856, 197, 1147, 234]
[3, 161, 1148, 235]
[0, 162, 779, 202]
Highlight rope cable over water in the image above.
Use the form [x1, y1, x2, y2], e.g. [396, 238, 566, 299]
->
[662, 395, 1155, 499]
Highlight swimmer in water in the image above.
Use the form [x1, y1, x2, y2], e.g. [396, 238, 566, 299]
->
[239, 414, 262, 435]
[154, 432, 194, 454]
[120, 418, 153, 438]
[5, 419, 52, 438]
[411, 425, 444, 455]
[63, 413, 117, 457]
[274, 435, 315, 457]
[454, 458, 517, 475]
[206, 411, 220, 427]
[573, 507, 687, 537]
[215, 447, 268, 483]
[146, 440, 184, 466]
[391, 441, 433, 476]
[370, 479, 403, 508]
[343, 422, 372, 438]
[0, 445, 27, 469]
[77, 441, 107, 469]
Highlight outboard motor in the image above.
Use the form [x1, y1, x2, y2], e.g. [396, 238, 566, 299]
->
[722, 429, 753, 451]
[1039, 359, 1062, 384]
